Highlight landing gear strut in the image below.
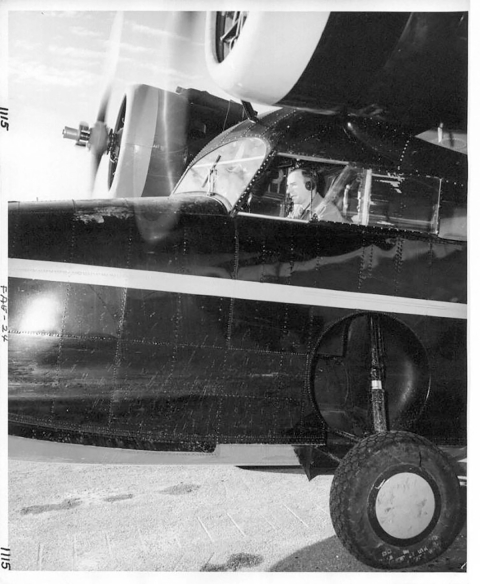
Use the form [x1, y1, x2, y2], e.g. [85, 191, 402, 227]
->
[328, 314, 463, 569]
[368, 313, 389, 433]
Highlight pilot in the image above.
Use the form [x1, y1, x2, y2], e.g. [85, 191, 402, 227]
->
[286, 167, 346, 223]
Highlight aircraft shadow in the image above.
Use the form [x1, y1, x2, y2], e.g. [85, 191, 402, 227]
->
[269, 530, 466, 572]
[238, 465, 338, 475]
[269, 485, 467, 573]
[238, 466, 312, 474]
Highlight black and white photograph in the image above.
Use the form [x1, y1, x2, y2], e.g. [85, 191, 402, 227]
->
[0, 0, 476, 581]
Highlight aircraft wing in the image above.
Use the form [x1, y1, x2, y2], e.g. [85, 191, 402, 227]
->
[205, 11, 468, 133]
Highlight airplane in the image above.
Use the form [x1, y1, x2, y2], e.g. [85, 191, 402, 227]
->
[7, 10, 468, 571]
[62, 84, 249, 198]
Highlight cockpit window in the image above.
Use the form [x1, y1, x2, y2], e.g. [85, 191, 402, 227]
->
[173, 137, 268, 209]
[241, 155, 442, 234]
[347, 169, 440, 234]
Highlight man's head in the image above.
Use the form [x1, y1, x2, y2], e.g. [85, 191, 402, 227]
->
[286, 168, 317, 208]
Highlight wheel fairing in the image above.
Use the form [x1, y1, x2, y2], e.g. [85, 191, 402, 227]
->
[311, 314, 430, 438]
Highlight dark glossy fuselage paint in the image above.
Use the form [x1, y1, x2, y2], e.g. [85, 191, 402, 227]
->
[8, 110, 467, 453]
[8, 200, 466, 451]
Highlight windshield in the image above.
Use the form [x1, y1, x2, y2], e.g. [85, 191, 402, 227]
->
[173, 137, 268, 208]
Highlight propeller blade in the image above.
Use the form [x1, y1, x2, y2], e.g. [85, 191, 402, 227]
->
[88, 12, 123, 195]
[97, 11, 124, 123]
[90, 150, 102, 193]
[88, 121, 109, 194]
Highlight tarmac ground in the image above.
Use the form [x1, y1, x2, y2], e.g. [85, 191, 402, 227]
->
[7, 453, 467, 573]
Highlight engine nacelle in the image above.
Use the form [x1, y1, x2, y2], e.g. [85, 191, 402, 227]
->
[205, 11, 467, 130]
[205, 12, 331, 108]
[108, 84, 247, 198]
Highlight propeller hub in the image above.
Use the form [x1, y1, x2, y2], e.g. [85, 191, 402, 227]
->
[62, 11, 124, 195]
[62, 123, 90, 147]
[88, 121, 110, 157]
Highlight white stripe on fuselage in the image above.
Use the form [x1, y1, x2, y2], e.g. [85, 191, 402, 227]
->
[9, 258, 467, 320]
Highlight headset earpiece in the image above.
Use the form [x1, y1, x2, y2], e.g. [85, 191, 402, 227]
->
[305, 180, 312, 191]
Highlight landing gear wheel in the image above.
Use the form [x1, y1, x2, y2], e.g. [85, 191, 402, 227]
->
[329, 431, 463, 570]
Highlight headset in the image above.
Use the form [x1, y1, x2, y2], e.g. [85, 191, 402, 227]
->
[292, 167, 317, 192]
[286, 166, 319, 218]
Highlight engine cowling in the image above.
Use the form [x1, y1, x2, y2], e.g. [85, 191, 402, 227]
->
[205, 11, 467, 131]
[205, 12, 331, 108]
[108, 84, 247, 198]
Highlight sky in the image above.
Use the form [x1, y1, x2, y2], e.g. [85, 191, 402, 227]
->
[4, 10, 235, 201]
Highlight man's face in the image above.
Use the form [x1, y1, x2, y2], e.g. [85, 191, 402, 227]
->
[286, 170, 311, 208]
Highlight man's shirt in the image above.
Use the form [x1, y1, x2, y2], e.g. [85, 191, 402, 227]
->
[288, 193, 346, 223]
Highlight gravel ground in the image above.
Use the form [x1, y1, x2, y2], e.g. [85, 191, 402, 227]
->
[8, 458, 466, 573]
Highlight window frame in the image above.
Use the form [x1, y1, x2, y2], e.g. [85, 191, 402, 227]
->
[236, 153, 445, 237]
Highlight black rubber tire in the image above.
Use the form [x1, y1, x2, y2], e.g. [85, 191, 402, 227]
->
[329, 431, 463, 570]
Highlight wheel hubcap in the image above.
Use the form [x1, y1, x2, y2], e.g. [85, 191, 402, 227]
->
[375, 472, 436, 539]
